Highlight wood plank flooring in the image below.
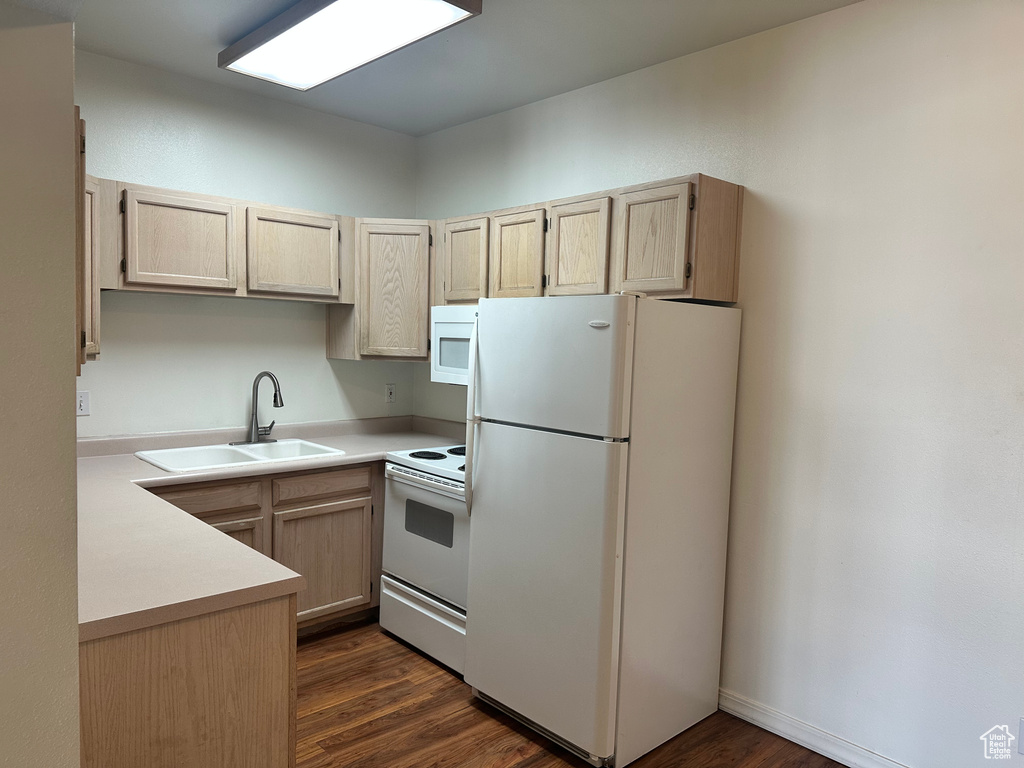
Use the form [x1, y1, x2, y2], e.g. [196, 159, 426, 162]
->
[296, 621, 844, 768]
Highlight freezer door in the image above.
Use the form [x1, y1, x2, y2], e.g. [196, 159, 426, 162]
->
[465, 422, 627, 761]
[476, 295, 635, 438]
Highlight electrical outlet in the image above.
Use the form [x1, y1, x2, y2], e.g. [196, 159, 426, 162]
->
[76, 391, 90, 416]
[385, 383, 396, 404]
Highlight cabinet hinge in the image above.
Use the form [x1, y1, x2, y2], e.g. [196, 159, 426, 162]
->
[80, 135, 86, 154]
[689, 194, 696, 211]
[541, 275, 547, 289]
[427, 338, 431, 351]
[443, 231, 447, 242]
[685, 262, 692, 279]
[428, 233, 433, 247]
[119, 198, 126, 214]
[338, 277, 342, 290]
[120, 257, 126, 273]
[371, 504, 374, 517]
[338, 229, 342, 242]
[81, 330, 87, 348]
[543, 217, 549, 233]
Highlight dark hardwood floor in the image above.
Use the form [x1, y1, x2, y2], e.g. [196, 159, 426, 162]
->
[296, 621, 844, 768]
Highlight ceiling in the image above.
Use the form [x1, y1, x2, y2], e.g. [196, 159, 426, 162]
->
[73, 0, 862, 137]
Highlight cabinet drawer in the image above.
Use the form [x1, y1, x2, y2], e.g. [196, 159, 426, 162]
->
[155, 479, 263, 519]
[272, 466, 372, 507]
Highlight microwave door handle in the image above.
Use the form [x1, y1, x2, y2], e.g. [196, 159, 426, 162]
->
[464, 315, 480, 516]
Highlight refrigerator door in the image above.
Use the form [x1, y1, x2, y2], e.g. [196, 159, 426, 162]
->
[465, 421, 627, 761]
[476, 294, 635, 439]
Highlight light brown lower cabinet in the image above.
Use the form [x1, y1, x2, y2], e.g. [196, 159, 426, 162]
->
[273, 496, 372, 622]
[214, 515, 267, 552]
[154, 478, 271, 557]
[151, 462, 381, 626]
[79, 594, 296, 768]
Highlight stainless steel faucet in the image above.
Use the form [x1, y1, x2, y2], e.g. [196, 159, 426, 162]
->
[231, 371, 284, 445]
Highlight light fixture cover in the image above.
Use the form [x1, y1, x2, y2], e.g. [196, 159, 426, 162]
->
[219, 0, 481, 91]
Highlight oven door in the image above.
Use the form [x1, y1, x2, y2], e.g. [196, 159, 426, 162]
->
[383, 463, 469, 609]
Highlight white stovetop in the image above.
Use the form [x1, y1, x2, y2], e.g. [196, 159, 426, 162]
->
[387, 444, 466, 482]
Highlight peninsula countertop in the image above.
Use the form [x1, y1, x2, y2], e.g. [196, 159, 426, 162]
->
[77, 426, 458, 642]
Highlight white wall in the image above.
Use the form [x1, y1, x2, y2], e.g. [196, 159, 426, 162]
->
[74, 51, 420, 437]
[78, 292, 415, 436]
[0, 6, 80, 766]
[411, 361, 468, 423]
[76, 50, 416, 216]
[415, 2, 1024, 767]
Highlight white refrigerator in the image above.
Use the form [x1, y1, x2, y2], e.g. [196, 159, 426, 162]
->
[463, 294, 741, 767]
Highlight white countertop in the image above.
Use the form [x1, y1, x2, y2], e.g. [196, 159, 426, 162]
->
[77, 429, 455, 642]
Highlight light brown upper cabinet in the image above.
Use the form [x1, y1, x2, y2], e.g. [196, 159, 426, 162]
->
[546, 196, 611, 296]
[611, 182, 692, 295]
[74, 108, 86, 375]
[610, 175, 743, 302]
[83, 177, 100, 358]
[246, 206, 339, 298]
[490, 208, 545, 298]
[442, 216, 489, 303]
[123, 185, 241, 291]
[358, 219, 431, 357]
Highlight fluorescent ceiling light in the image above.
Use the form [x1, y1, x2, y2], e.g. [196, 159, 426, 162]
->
[219, 0, 481, 91]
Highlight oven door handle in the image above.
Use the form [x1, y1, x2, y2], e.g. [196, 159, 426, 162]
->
[464, 314, 480, 516]
[385, 465, 466, 503]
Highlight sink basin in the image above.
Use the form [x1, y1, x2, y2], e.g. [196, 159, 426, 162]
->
[241, 440, 343, 460]
[136, 439, 345, 473]
[135, 445, 261, 473]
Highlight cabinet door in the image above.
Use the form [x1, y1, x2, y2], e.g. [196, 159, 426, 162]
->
[611, 182, 692, 294]
[547, 197, 610, 296]
[246, 206, 339, 298]
[489, 209, 545, 298]
[124, 186, 239, 290]
[443, 217, 488, 303]
[358, 219, 430, 357]
[273, 496, 372, 621]
[74, 109, 86, 374]
[212, 517, 266, 554]
[82, 177, 104, 357]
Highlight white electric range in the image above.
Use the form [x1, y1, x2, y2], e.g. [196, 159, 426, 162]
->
[380, 444, 469, 673]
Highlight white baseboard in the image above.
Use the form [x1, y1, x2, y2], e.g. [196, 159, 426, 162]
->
[718, 689, 910, 768]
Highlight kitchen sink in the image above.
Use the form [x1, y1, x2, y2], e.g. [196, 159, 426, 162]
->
[135, 439, 345, 473]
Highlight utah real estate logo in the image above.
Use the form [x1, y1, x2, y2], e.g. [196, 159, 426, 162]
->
[979, 725, 1015, 760]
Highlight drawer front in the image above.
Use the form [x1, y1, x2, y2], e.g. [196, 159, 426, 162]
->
[272, 466, 372, 507]
[155, 480, 263, 518]
[380, 575, 466, 674]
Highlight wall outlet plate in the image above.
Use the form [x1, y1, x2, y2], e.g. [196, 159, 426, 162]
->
[77, 391, 90, 416]
[385, 383, 396, 404]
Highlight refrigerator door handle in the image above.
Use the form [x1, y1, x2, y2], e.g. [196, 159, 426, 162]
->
[464, 315, 480, 516]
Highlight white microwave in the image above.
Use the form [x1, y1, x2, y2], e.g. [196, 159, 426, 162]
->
[430, 305, 477, 385]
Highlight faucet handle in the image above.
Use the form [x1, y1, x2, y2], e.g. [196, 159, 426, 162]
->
[259, 420, 276, 437]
